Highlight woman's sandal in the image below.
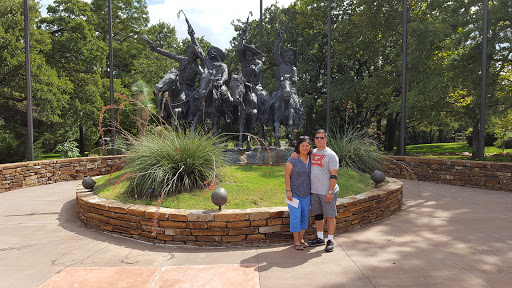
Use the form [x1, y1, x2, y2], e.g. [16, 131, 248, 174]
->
[300, 241, 309, 248]
[294, 244, 304, 250]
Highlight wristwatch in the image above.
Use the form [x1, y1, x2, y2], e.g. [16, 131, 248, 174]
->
[328, 190, 334, 195]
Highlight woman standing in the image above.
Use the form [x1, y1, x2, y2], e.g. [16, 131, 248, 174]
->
[285, 136, 312, 250]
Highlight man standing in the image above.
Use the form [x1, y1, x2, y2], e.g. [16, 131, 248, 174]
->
[308, 129, 339, 252]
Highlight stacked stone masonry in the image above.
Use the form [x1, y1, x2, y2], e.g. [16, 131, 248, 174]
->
[0, 156, 125, 193]
[75, 178, 403, 247]
[385, 156, 512, 192]
[2, 155, 509, 194]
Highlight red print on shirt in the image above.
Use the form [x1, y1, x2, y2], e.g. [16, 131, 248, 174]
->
[311, 153, 325, 167]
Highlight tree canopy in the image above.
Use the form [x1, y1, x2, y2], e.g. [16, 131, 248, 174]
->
[1, 0, 510, 163]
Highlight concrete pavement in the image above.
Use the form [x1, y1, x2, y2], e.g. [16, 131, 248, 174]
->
[1, 179, 511, 288]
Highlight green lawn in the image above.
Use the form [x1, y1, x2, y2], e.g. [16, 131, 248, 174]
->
[389, 142, 512, 162]
[40, 153, 61, 160]
[40, 152, 90, 160]
[93, 165, 377, 210]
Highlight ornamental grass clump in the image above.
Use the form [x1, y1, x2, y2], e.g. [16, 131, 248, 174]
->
[329, 127, 384, 174]
[123, 126, 225, 199]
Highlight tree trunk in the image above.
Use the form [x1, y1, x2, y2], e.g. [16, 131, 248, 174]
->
[376, 118, 383, 148]
[437, 129, 444, 143]
[137, 107, 149, 136]
[471, 119, 479, 160]
[79, 125, 85, 156]
[384, 113, 399, 152]
[304, 100, 314, 137]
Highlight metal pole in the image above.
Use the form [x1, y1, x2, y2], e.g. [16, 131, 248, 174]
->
[326, 0, 332, 135]
[24, 0, 34, 161]
[108, 0, 116, 155]
[479, 0, 488, 161]
[260, 0, 263, 85]
[400, 0, 407, 156]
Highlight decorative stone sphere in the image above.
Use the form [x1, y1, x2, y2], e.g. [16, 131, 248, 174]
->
[82, 176, 96, 190]
[371, 170, 385, 185]
[211, 187, 228, 209]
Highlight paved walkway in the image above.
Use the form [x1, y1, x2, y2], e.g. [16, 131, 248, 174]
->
[1, 179, 511, 288]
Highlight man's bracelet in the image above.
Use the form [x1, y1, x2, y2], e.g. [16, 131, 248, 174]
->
[286, 189, 291, 192]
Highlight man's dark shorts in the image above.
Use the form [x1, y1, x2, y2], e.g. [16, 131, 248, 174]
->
[310, 192, 338, 218]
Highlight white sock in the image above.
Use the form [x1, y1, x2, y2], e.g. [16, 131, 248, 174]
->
[317, 232, 324, 239]
[327, 235, 334, 241]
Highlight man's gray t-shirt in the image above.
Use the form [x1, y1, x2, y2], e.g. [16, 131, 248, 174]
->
[287, 156, 311, 198]
[311, 147, 339, 195]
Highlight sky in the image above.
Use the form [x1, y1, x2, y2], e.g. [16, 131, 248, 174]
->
[38, 0, 295, 50]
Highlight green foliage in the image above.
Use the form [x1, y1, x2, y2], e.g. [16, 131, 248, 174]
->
[465, 128, 497, 147]
[2, 0, 511, 164]
[90, 0, 149, 88]
[54, 141, 80, 158]
[39, 0, 108, 155]
[494, 134, 512, 150]
[328, 127, 385, 174]
[0, 119, 26, 164]
[95, 166, 374, 209]
[0, 0, 71, 163]
[123, 126, 226, 199]
[492, 110, 512, 150]
[131, 21, 180, 87]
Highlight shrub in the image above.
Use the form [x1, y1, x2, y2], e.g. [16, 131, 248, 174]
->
[328, 127, 384, 174]
[465, 128, 497, 147]
[123, 126, 226, 199]
[494, 132, 512, 150]
[54, 141, 80, 158]
[0, 120, 27, 163]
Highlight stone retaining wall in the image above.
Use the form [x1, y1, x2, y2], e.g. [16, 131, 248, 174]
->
[0, 156, 125, 193]
[75, 178, 403, 247]
[385, 156, 512, 192]
[3, 155, 510, 194]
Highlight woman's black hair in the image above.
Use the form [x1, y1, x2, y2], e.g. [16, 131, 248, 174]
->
[294, 136, 312, 155]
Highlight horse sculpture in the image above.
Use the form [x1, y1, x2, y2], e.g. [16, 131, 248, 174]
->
[230, 73, 258, 149]
[190, 68, 226, 135]
[154, 69, 188, 129]
[270, 74, 303, 147]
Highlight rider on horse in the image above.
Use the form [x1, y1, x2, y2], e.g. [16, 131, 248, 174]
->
[274, 26, 298, 102]
[237, 22, 271, 126]
[270, 25, 303, 146]
[146, 35, 202, 123]
[190, 27, 234, 123]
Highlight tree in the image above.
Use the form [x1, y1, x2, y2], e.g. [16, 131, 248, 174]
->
[90, 0, 149, 89]
[131, 21, 180, 88]
[39, 0, 108, 155]
[0, 0, 70, 163]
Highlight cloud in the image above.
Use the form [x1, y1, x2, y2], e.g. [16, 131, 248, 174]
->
[148, 0, 294, 50]
[39, 0, 294, 50]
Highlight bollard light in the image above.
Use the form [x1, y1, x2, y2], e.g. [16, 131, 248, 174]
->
[211, 187, 228, 210]
[371, 170, 385, 187]
[82, 176, 96, 190]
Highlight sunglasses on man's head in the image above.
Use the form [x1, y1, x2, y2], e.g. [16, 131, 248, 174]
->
[315, 137, 326, 140]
